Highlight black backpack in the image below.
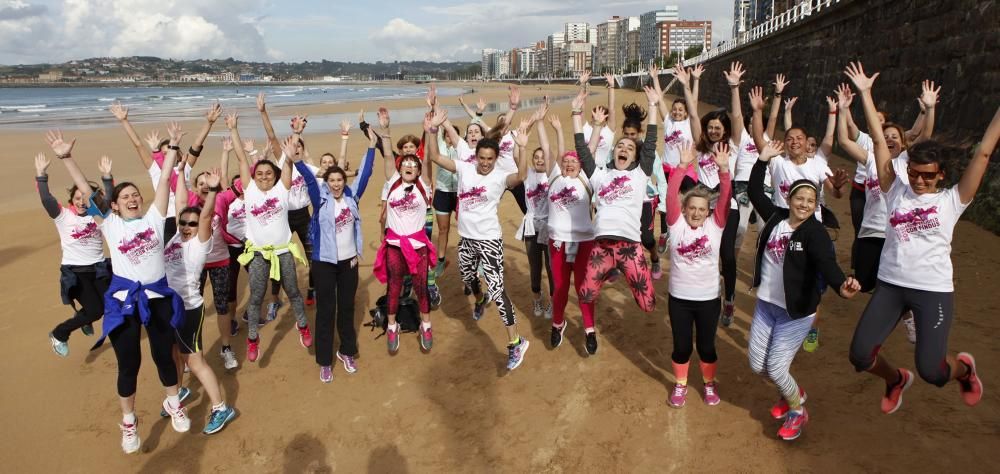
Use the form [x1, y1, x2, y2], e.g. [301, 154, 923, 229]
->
[365, 295, 421, 339]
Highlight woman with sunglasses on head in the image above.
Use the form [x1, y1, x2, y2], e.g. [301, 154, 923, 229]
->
[49, 126, 192, 454]
[226, 113, 312, 364]
[513, 103, 555, 319]
[845, 62, 996, 414]
[747, 137, 861, 441]
[39, 152, 114, 358]
[300, 127, 377, 382]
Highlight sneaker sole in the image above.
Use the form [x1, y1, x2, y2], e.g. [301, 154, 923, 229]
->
[773, 391, 808, 419]
[508, 340, 530, 371]
[958, 353, 983, 406]
[780, 430, 803, 441]
[551, 324, 566, 349]
[884, 371, 914, 415]
[203, 409, 237, 435]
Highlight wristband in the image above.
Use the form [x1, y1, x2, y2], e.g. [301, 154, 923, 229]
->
[168, 145, 180, 151]
[248, 150, 258, 156]
[775, 92, 782, 97]
[476, 112, 483, 117]
[209, 184, 223, 193]
[56, 153, 71, 160]
[829, 111, 838, 115]
[188, 146, 202, 157]
[571, 111, 583, 116]
[509, 105, 518, 111]
[919, 110, 926, 115]
[340, 135, 350, 140]
[429, 127, 440, 134]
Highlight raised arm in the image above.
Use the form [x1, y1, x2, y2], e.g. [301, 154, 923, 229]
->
[845, 62, 894, 193]
[458, 95, 478, 119]
[588, 108, 607, 156]
[98, 156, 114, 202]
[547, 115, 566, 169]
[174, 149, 189, 218]
[501, 86, 520, 135]
[376, 107, 396, 179]
[667, 142, 696, 225]
[337, 119, 351, 173]
[156, 122, 185, 216]
[33, 153, 60, 218]
[225, 113, 252, 190]
[836, 87, 870, 164]
[958, 106, 1000, 204]
[604, 73, 617, 133]
[783, 97, 797, 132]
[423, 110, 456, 173]
[349, 127, 379, 198]
[278, 136, 296, 190]
[198, 169, 221, 243]
[835, 83, 862, 141]
[690, 64, 703, 109]
[257, 93, 283, 159]
[650, 64, 669, 122]
[672, 64, 701, 145]
[748, 86, 768, 153]
[768, 74, 788, 138]
[820, 96, 837, 157]
[913, 80, 939, 145]
[109, 102, 154, 169]
[186, 102, 222, 167]
[905, 99, 927, 143]
[571, 88, 597, 177]
[639, 86, 660, 176]
[220, 137, 233, 189]
[712, 142, 733, 227]
[749, 140, 784, 221]
[535, 107, 553, 175]
[508, 122, 530, 188]
[724, 62, 747, 146]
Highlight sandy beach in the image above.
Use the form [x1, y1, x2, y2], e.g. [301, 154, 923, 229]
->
[1, 81, 997, 472]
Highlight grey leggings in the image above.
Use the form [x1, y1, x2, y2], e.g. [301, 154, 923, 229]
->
[849, 280, 954, 387]
[749, 300, 814, 406]
[246, 252, 308, 340]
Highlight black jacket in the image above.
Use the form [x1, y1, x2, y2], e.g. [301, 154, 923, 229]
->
[749, 158, 847, 319]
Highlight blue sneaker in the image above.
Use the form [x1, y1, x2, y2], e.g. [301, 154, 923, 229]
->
[49, 333, 69, 358]
[506, 337, 530, 371]
[266, 301, 282, 322]
[472, 294, 488, 321]
[428, 284, 442, 310]
[203, 405, 237, 434]
[160, 387, 191, 417]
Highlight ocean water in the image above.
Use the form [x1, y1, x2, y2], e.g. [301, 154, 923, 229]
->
[0, 84, 468, 130]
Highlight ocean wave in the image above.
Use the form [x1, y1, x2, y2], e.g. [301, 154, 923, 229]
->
[271, 94, 296, 97]
[0, 104, 47, 111]
[169, 95, 205, 100]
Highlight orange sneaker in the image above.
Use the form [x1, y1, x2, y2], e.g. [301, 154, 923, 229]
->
[881, 369, 914, 414]
[957, 353, 983, 407]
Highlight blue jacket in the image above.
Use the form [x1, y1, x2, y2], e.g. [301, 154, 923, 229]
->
[296, 148, 375, 264]
[92, 274, 185, 349]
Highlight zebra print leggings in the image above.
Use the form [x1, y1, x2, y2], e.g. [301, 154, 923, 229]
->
[457, 237, 516, 326]
[748, 300, 815, 409]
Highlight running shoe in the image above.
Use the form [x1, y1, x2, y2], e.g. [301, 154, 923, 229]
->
[551, 322, 566, 348]
[221, 347, 238, 370]
[203, 406, 237, 435]
[49, 332, 69, 358]
[419, 325, 433, 351]
[428, 284, 442, 310]
[337, 351, 358, 373]
[298, 324, 313, 348]
[229, 319, 239, 337]
[120, 420, 141, 454]
[585, 332, 598, 355]
[266, 301, 282, 322]
[162, 398, 191, 433]
[668, 383, 688, 408]
[657, 234, 669, 255]
[533, 298, 544, 317]
[802, 328, 819, 352]
[957, 352, 983, 407]
[160, 387, 191, 417]
[247, 337, 260, 363]
[463, 283, 473, 296]
[770, 388, 807, 419]
[472, 294, 488, 321]
[434, 259, 447, 279]
[703, 381, 721, 406]
[605, 268, 621, 283]
[651, 260, 663, 281]
[720, 299, 735, 327]
[387, 325, 400, 353]
[319, 366, 333, 383]
[777, 408, 809, 441]
[81, 323, 94, 336]
[506, 337, 530, 371]
[543, 303, 552, 320]
[881, 368, 914, 414]
[903, 313, 917, 344]
[242, 310, 267, 327]
[305, 288, 315, 306]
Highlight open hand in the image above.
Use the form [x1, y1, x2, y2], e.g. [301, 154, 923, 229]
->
[98, 156, 113, 176]
[256, 92, 267, 112]
[45, 130, 76, 157]
[724, 61, 746, 87]
[282, 135, 299, 160]
[643, 85, 660, 105]
[340, 119, 351, 135]
[167, 121, 186, 145]
[109, 102, 128, 121]
[221, 137, 234, 152]
[144, 130, 162, 151]
[759, 140, 784, 161]
[919, 80, 941, 110]
[34, 152, 50, 175]
[712, 141, 731, 171]
[204, 167, 222, 189]
[748, 86, 766, 111]
[774, 73, 789, 94]
[205, 102, 223, 123]
[677, 140, 696, 168]
[844, 61, 879, 92]
[224, 112, 239, 130]
[377, 107, 390, 129]
[591, 106, 608, 125]
[290, 115, 308, 134]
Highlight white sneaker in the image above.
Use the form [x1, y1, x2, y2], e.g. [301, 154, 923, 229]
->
[532, 299, 544, 317]
[544, 303, 553, 320]
[120, 421, 141, 454]
[221, 348, 239, 370]
[162, 398, 191, 433]
[902, 312, 917, 344]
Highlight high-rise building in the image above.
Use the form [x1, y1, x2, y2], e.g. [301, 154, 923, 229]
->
[481, 48, 498, 79]
[564, 41, 593, 75]
[546, 31, 565, 75]
[565, 22, 589, 42]
[656, 20, 712, 58]
[639, 6, 681, 63]
[595, 16, 621, 72]
[733, 0, 753, 37]
[616, 16, 640, 70]
[512, 46, 541, 77]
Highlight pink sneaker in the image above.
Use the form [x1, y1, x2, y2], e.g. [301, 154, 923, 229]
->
[881, 369, 914, 414]
[957, 353, 983, 407]
[770, 387, 807, 419]
[777, 407, 808, 440]
[668, 383, 688, 408]
[298, 324, 313, 348]
[247, 338, 260, 363]
[703, 381, 721, 406]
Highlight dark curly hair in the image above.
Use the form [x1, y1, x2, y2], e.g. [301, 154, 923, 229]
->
[621, 103, 647, 132]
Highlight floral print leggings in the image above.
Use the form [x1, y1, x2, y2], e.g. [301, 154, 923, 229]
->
[579, 239, 656, 313]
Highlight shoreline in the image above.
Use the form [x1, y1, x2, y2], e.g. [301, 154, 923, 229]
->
[0, 80, 483, 89]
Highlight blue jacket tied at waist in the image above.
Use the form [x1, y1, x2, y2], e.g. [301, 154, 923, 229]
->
[92, 275, 185, 350]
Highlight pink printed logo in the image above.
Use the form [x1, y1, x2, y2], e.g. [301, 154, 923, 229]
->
[746, 142, 758, 154]
[526, 182, 549, 208]
[699, 155, 719, 175]
[117, 227, 160, 266]
[389, 191, 422, 214]
[664, 129, 683, 146]
[865, 176, 881, 200]
[230, 206, 246, 221]
[250, 197, 282, 225]
[459, 185, 488, 211]
[463, 153, 477, 163]
[890, 206, 940, 242]
[164, 240, 183, 263]
[766, 234, 790, 263]
[549, 185, 580, 208]
[291, 175, 306, 190]
[334, 207, 352, 233]
[676, 235, 711, 262]
[597, 175, 633, 203]
[70, 221, 100, 241]
[500, 140, 513, 154]
[779, 181, 792, 199]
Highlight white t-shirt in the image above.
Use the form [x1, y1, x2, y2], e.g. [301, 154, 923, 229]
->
[163, 234, 210, 310]
[455, 159, 508, 240]
[456, 140, 477, 165]
[757, 219, 794, 309]
[385, 180, 429, 249]
[878, 181, 968, 292]
[583, 123, 616, 167]
[381, 172, 430, 201]
[102, 206, 167, 292]
[523, 167, 550, 220]
[332, 197, 357, 260]
[662, 118, 693, 167]
[148, 162, 191, 219]
[696, 146, 738, 210]
[206, 216, 230, 264]
[277, 154, 318, 211]
[54, 208, 105, 266]
[734, 130, 766, 182]
[547, 166, 595, 243]
[495, 132, 519, 175]
[243, 181, 292, 251]
[769, 154, 832, 220]
[859, 154, 888, 238]
[668, 218, 725, 301]
[853, 131, 875, 183]
[591, 166, 647, 242]
[226, 197, 247, 244]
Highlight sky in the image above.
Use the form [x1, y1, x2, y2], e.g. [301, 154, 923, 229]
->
[0, 0, 734, 65]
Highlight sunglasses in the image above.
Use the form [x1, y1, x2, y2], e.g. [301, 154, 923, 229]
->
[906, 167, 941, 181]
[400, 161, 420, 169]
[178, 220, 199, 228]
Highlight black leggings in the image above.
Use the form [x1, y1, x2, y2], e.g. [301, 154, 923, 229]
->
[640, 201, 660, 259]
[849, 185, 866, 241]
[668, 295, 720, 364]
[852, 237, 885, 293]
[109, 298, 179, 397]
[524, 234, 553, 295]
[288, 207, 314, 290]
[52, 271, 108, 342]
[507, 183, 527, 215]
[849, 280, 954, 387]
[719, 208, 741, 301]
[312, 259, 360, 365]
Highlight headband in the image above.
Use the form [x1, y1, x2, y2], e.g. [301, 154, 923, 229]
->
[788, 181, 818, 197]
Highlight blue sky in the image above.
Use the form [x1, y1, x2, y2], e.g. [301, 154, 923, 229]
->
[0, 0, 732, 65]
